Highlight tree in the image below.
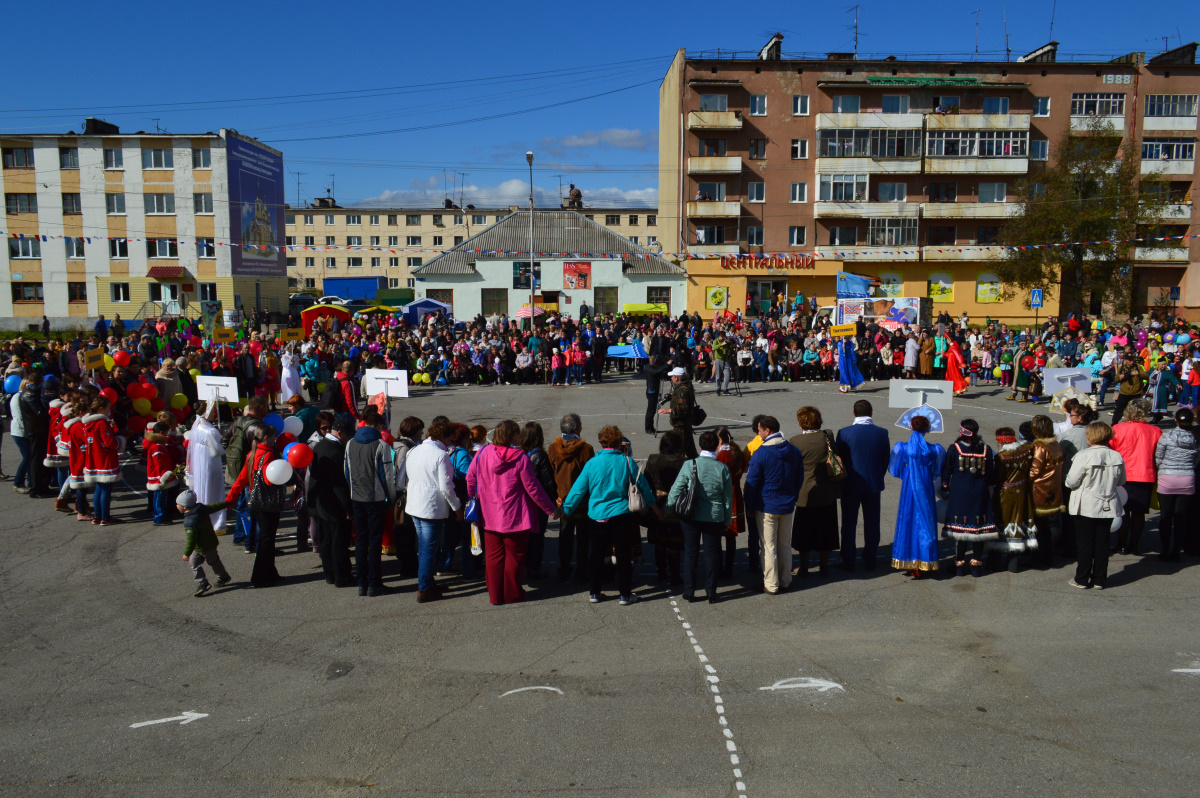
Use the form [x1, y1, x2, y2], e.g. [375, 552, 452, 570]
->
[996, 118, 1169, 318]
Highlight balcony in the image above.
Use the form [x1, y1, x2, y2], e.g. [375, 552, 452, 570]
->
[920, 202, 1020, 219]
[686, 201, 742, 218]
[686, 111, 742, 131]
[1150, 203, 1193, 222]
[687, 156, 742, 174]
[926, 113, 1031, 131]
[922, 246, 1009, 261]
[1069, 114, 1126, 132]
[925, 157, 1029, 174]
[814, 245, 919, 261]
[814, 157, 922, 175]
[1141, 159, 1196, 176]
[1135, 246, 1189, 262]
[813, 201, 919, 218]
[815, 112, 924, 129]
[1144, 116, 1198, 132]
[688, 243, 740, 256]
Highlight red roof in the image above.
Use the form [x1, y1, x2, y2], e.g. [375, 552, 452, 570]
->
[146, 265, 184, 279]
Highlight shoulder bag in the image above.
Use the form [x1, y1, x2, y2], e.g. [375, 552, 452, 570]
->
[673, 459, 699, 519]
[822, 430, 846, 482]
[247, 458, 287, 513]
[691, 404, 707, 426]
[626, 456, 647, 513]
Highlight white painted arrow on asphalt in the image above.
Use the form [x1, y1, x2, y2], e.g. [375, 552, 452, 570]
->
[1172, 669, 1200, 674]
[130, 711, 209, 728]
[759, 676, 845, 693]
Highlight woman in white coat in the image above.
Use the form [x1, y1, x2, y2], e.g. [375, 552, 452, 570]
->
[279, 346, 302, 404]
[186, 401, 228, 530]
[403, 420, 462, 603]
[1064, 421, 1127, 590]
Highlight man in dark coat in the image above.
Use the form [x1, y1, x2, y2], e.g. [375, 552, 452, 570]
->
[308, 417, 355, 587]
[834, 399, 892, 571]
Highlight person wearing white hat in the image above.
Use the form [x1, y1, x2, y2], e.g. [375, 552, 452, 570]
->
[659, 367, 698, 458]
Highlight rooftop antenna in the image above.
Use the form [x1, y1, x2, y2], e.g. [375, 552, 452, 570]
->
[972, 10, 980, 60]
[845, 5, 860, 58]
[1048, 0, 1057, 41]
[291, 170, 304, 208]
[328, 174, 335, 202]
[556, 174, 565, 205]
[152, 118, 165, 134]
[1003, 7, 1011, 61]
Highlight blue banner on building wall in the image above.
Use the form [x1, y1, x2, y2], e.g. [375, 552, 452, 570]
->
[836, 271, 873, 299]
[227, 134, 285, 278]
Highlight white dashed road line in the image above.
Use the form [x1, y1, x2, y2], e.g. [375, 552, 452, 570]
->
[669, 599, 747, 798]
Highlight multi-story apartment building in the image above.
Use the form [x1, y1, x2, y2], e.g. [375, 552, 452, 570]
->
[284, 198, 660, 297]
[659, 37, 1200, 320]
[0, 119, 288, 329]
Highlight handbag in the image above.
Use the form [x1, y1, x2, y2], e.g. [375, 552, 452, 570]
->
[247, 459, 287, 512]
[463, 495, 483, 524]
[626, 456, 647, 513]
[691, 404, 707, 426]
[822, 430, 846, 482]
[673, 459, 699, 519]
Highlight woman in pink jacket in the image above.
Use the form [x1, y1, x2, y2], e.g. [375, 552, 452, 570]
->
[466, 420, 560, 604]
[1111, 398, 1162, 555]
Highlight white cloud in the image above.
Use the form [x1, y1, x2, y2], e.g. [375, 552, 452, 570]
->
[356, 177, 656, 209]
[529, 128, 656, 158]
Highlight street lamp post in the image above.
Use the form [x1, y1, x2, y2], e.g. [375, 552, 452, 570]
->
[526, 151, 534, 331]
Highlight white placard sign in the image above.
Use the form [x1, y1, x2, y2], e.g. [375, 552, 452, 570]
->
[364, 369, 410, 398]
[195, 376, 240, 403]
[888, 379, 954, 410]
[1041, 368, 1093, 394]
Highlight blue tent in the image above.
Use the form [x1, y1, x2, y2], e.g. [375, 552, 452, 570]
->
[402, 298, 451, 325]
[606, 340, 649, 359]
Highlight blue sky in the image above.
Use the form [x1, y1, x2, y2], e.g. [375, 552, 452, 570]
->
[5, 1, 1192, 209]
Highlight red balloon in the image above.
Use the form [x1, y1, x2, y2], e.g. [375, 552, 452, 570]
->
[100, 387, 118, 404]
[276, 432, 297, 449]
[189, 336, 202, 348]
[112, 350, 131, 368]
[286, 443, 313, 469]
[142, 384, 158, 399]
[172, 407, 189, 423]
[125, 382, 143, 400]
[128, 415, 148, 434]
[149, 397, 166, 412]
[1020, 355, 1036, 370]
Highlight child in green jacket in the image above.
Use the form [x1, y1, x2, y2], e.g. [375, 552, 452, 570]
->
[178, 490, 233, 597]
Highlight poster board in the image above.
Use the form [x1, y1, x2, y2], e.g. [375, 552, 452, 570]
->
[278, 328, 304, 342]
[195, 376, 240, 403]
[84, 348, 105, 370]
[364, 369, 410, 398]
[889, 379, 954, 410]
[830, 323, 857, 339]
[213, 328, 237, 343]
[1042, 367, 1093, 394]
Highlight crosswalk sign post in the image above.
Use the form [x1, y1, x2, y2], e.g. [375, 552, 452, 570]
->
[1170, 285, 1181, 320]
[1030, 289, 1043, 329]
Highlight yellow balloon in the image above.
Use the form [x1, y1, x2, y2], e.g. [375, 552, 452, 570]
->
[421, 373, 431, 384]
[189, 368, 201, 377]
[170, 393, 189, 410]
[131, 397, 152, 416]
[103, 355, 115, 370]
[317, 381, 327, 393]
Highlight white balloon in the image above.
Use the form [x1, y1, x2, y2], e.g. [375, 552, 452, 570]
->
[264, 459, 294, 486]
[183, 430, 192, 441]
[1110, 514, 1123, 533]
[1116, 486, 1128, 506]
[282, 415, 304, 436]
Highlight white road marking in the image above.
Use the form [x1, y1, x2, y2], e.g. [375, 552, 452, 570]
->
[1172, 669, 1200, 674]
[500, 686, 564, 697]
[129, 711, 208, 728]
[759, 675, 845, 693]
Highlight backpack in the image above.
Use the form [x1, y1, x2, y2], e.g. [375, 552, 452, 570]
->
[323, 376, 345, 413]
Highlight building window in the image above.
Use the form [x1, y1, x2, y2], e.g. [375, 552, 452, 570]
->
[8, 238, 40, 258]
[105, 193, 125, 214]
[142, 147, 173, 169]
[303, 235, 314, 246]
[405, 235, 421, 246]
[928, 182, 957, 202]
[388, 278, 400, 288]
[11, 282, 44, 302]
[346, 235, 362, 246]
[407, 257, 423, 268]
[454, 214, 464, 225]
[832, 95, 860, 113]
[110, 282, 130, 302]
[647, 235, 658, 246]
[1030, 140, 1049, 161]
[406, 278, 416, 288]
[927, 226, 956, 245]
[389, 257, 399, 267]
[481, 288, 508, 316]
[432, 235, 443, 246]
[369, 214, 380, 225]
[324, 236, 335, 246]
[882, 95, 910, 114]
[59, 147, 79, 169]
[749, 139, 766, 159]
[605, 214, 620, 225]
[5, 193, 37, 213]
[305, 257, 315, 268]
[647, 214, 657, 226]
[699, 138, 726, 156]
[347, 257, 363, 268]
[304, 214, 314, 225]
[383, 235, 396, 246]
[829, 226, 857, 246]
[629, 236, 639, 245]
[1145, 94, 1198, 117]
[65, 237, 85, 258]
[789, 226, 806, 246]
[192, 193, 213, 214]
[748, 182, 765, 203]
[877, 182, 907, 202]
[197, 238, 215, 258]
[388, 214, 398, 225]
[370, 257, 381, 268]
[1142, 138, 1195, 161]
[982, 97, 1010, 114]
[978, 182, 1007, 203]
[867, 218, 918, 246]
[647, 286, 671, 306]
[1070, 93, 1125, 116]
[432, 214, 443, 225]
[104, 148, 123, 169]
[109, 239, 128, 258]
[977, 131, 1027, 157]
[1033, 97, 1051, 117]
[62, 193, 82, 214]
[325, 257, 336, 268]
[471, 214, 486, 225]
[750, 94, 767, 116]
[926, 130, 976, 156]
[190, 147, 210, 168]
[790, 139, 808, 159]
[695, 225, 725, 244]
[369, 236, 380, 246]
[746, 226, 764, 246]
[698, 94, 728, 112]
[304, 278, 316, 289]
[285, 213, 295, 224]
[453, 236, 464, 245]
[3, 148, 34, 168]
[196, 283, 217, 301]
[406, 214, 421, 225]
[629, 214, 639, 225]
[346, 214, 361, 225]
[324, 214, 335, 225]
[68, 282, 87, 302]
[495, 213, 507, 223]
[789, 182, 807, 203]
[144, 193, 175, 214]
[978, 226, 1000, 245]
[792, 95, 809, 116]
[818, 174, 867, 202]
[148, 239, 178, 258]
[696, 182, 726, 201]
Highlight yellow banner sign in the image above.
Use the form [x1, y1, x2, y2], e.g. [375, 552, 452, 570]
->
[830, 323, 857, 338]
[213, 328, 237, 343]
[278, 328, 304, 341]
[84, 348, 105, 369]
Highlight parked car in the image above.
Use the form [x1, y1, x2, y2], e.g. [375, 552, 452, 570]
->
[315, 295, 348, 305]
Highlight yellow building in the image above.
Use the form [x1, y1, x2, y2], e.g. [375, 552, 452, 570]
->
[0, 119, 288, 330]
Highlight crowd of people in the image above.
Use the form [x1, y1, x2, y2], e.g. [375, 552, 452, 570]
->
[2, 304, 1197, 603]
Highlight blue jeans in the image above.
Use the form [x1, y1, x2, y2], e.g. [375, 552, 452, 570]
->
[152, 490, 169, 524]
[93, 483, 113, 521]
[234, 491, 257, 551]
[411, 516, 444, 592]
[12, 435, 31, 489]
[1097, 376, 1113, 404]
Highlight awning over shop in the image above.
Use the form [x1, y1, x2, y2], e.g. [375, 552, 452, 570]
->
[622, 302, 669, 315]
[147, 265, 184, 280]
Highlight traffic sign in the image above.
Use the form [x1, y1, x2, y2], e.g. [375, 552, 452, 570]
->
[1030, 289, 1043, 308]
[1170, 286, 1181, 301]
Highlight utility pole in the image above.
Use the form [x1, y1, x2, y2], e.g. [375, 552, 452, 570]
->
[972, 10, 980, 60]
[1004, 8, 1011, 61]
[1049, 0, 1057, 41]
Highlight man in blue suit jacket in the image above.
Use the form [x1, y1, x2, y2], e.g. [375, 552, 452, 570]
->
[834, 400, 891, 570]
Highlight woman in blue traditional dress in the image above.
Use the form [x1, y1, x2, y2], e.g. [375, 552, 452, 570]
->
[838, 337, 864, 394]
[940, 418, 997, 577]
[1147, 360, 1181, 423]
[888, 414, 946, 577]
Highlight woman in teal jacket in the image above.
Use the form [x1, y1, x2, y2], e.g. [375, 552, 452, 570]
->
[563, 424, 656, 606]
[668, 430, 733, 603]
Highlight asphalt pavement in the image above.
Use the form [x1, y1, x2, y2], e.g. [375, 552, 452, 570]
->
[0, 374, 1197, 797]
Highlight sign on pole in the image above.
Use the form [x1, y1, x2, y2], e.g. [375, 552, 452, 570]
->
[213, 328, 237, 343]
[889, 379, 954, 410]
[364, 369, 409, 398]
[1170, 286, 1181, 301]
[1030, 289, 1044, 308]
[278, 328, 304, 342]
[829, 323, 857, 339]
[195, 376, 240, 404]
[1042, 367, 1093, 394]
[84, 348, 105, 370]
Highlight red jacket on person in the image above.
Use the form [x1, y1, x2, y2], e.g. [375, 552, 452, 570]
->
[144, 430, 179, 492]
[82, 413, 122, 485]
[43, 399, 69, 468]
[336, 371, 358, 419]
[65, 415, 87, 488]
[226, 442, 280, 504]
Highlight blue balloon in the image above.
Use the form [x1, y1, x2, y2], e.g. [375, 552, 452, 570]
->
[3, 375, 21, 394]
[283, 442, 297, 458]
[264, 413, 285, 433]
[436, 376, 447, 386]
[1176, 333, 1192, 345]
